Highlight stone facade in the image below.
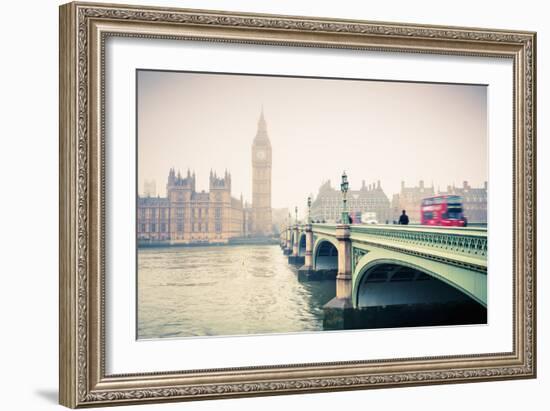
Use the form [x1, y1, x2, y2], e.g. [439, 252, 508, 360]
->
[391, 180, 435, 224]
[310, 180, 391, 223]
[439, 181, 488, 224]
[137, 196, 170, 242]
[137, 110, 274, 244]
[251, 109, 273, 236]
[138, 169, 245, 244]
[391, 180, 487, 224]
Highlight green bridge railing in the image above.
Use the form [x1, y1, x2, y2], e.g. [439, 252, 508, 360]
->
[307, 223, 487, 260]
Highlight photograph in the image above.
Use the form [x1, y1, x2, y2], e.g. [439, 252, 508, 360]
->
[136, 70, 488, 339]
[57, 2, 536, 407]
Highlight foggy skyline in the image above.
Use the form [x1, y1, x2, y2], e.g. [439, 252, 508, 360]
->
[137, 70, 487, 218]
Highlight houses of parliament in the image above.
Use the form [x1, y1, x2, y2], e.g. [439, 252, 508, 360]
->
[137, 110, 273, 245]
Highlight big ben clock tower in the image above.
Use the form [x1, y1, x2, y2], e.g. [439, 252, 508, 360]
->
[251, 108, 273, 236]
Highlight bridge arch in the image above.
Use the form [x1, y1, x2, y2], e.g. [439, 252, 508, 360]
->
[352, 249, 487, 309]
[298, 233, 307, 257]
[312, 237, 339, 271]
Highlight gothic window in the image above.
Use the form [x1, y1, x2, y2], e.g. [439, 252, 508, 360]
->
[151, 223, 156, 232]
[177, 222, 183, 233]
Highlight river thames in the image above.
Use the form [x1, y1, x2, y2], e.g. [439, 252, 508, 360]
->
[137, 244, 335, 339]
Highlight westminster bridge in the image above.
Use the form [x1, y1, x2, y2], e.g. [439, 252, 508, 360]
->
[280, 223, 487, 329]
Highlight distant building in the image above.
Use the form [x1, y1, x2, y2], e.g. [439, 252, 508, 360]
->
[391, 180, 435, 224]
[251, 108, 273, 236]
[439, 181, 487, 224]
[143, 179, 157, 197]
[138, 169, 245, 244]
[272, 207, 290, 236]
[243, 201, 253, 237]
[137, 195, 170, 242]
[310, 180, 391, 223]
[137, 110, 274, 244]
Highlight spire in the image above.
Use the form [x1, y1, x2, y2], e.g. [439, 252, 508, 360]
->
[167, 167, 176, 186]
[260, 104, 265, 122]
[254, 105, 270, 144]
[258, 107, 266, 132]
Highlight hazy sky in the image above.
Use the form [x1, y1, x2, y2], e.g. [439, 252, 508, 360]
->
[137, 70, 487, 218]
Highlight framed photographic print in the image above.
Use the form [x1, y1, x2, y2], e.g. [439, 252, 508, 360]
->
[59, 1, 537, 408]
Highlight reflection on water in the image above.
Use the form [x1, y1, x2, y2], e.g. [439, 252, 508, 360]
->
[138, 245, 335, 339]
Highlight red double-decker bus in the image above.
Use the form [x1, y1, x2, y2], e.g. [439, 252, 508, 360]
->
[420, 195, 467, 227]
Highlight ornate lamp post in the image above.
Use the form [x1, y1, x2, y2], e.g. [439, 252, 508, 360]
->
[340, 170, 349, 224]
[295, 206, 298, 225]
[307, 196, 312, 224]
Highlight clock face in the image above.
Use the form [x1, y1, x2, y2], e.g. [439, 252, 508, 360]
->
[256, 150, 266, 160]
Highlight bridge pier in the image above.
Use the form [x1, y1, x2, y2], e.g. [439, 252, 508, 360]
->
[283, 227, 292, 255]
[288, 225, 304, 265]
[297, 224, 322, 280]
[285, 222, 487, 330]
[323, 224, 354, 330]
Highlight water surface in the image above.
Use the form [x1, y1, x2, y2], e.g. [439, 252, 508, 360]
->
[137, 245, 335, 339]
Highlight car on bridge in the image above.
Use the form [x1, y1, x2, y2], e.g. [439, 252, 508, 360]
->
[359, 211, 378, 225]
[420, 195, 467, 227]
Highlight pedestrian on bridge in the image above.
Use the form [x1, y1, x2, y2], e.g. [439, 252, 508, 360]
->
[398, 210, 409, 225]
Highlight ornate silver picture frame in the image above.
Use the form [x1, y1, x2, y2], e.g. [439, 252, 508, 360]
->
[59, 1, 536, 408]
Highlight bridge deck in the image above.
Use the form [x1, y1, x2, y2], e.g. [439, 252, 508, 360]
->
[311, 223, 487, 271]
